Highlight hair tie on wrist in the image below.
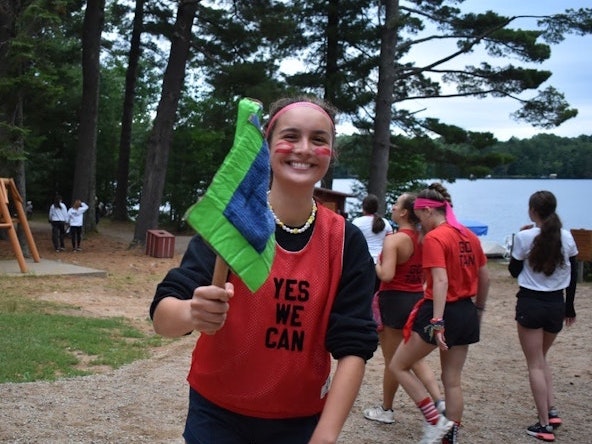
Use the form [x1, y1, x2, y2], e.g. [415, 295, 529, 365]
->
[425, 318, 445, 340]
[430, 317, 444, 326]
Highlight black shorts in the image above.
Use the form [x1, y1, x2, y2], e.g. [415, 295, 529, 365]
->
[515, 287, 564, 333]
[412, 298, 480, 347]
[379, 290, 423, 329]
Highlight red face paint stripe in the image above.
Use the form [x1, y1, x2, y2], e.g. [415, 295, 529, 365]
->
[313, 147, 332, 157]
[274, 141, 294, 154]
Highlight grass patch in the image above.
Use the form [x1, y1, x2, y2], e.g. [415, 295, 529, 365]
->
[0, 286, 163, 384]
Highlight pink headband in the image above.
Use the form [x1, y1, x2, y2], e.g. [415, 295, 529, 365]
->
[265, 101, 335, 139]
[414, 198, 466, 234]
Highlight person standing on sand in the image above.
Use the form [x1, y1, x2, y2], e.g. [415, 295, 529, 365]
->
[390, 183, 489, 444]
[509, 190, 578, 443]
[363, 192, 444, 425]
[26, 201, 33, 219]
[67, 199, 89, 251]
[48, 194, 68, 252]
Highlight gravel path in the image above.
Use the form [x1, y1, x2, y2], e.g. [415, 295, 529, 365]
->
[1, 222, 590, 443]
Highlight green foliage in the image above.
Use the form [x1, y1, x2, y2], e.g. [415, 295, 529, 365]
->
[189, 1, 293, 103]
[1, 0, 83, 203]
[491, 134, 592, 178]
[163, 97, 229, 227]
[338, 133, 430, 199]
[538, 8, 592, 44]
[511, 87, 578, 128]
[284, 0, 380, 115]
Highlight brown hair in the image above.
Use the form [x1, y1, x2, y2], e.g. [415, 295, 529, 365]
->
[361, 194, 386, 233]
[527, 191, 564, 276]
[417, 182, 452, 215]
[264, 95, 338, 143]
[400, 192, 420, 225]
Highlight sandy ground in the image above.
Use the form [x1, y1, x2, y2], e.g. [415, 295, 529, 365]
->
[0, 220, 590, 443]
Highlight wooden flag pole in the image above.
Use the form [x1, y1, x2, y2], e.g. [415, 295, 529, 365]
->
[212, 256, 230, 288]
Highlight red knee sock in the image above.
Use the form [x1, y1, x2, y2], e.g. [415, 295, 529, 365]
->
[417, 397, 439, 425]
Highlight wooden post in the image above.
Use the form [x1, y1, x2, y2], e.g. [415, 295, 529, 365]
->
[0, 178, 41, 272]
[570, 229, 592, 283]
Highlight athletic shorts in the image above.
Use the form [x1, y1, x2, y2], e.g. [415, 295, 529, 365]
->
[515, 287, 564, 333]
[412, 298, 480, 347]
[184, 388, 319, 444]
[379, 290, 423, 329]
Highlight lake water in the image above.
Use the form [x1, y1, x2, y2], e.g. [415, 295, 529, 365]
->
[333, 178, 592, 244]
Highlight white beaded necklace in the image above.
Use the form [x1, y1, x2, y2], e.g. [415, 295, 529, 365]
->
[267, 198, 317, 234]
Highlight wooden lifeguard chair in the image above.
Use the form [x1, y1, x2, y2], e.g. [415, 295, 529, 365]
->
[571, 228, 592, 282]
[0, 178, 40, 272]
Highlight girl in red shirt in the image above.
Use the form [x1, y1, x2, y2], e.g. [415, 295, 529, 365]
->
[363, 192, 444, 425]
[391, 183, 489, 444]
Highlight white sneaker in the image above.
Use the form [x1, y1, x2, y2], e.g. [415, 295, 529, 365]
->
[363, 405, 395, 424]
[419, 415, 454, 444]
[435, 399, 446, 415]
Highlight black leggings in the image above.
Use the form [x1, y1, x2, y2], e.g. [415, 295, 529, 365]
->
[70, 226, 83, 249]
[51, 221, 66, 250]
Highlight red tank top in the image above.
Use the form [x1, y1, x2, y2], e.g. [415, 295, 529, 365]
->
[188, 205, 344, 418]
[379, 228, 423, 293]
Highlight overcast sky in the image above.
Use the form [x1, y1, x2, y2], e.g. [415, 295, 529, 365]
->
[396, 0, 592, 141]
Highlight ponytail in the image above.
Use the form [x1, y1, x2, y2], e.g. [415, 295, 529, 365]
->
[371, 214, 386, 233]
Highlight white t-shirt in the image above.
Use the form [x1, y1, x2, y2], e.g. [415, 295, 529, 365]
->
[511, 226, 578, 291]
[67, 202, 89, 227]
[49, 202, 68, 222]
[352, 215, 393, 264]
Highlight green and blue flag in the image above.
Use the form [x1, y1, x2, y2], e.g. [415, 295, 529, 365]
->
[184, 98, 275, 292]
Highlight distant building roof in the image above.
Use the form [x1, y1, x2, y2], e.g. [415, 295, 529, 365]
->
[314, 187, 353, 216]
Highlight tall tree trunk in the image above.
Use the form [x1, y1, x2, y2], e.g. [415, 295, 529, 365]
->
[72, 0, 105, 232]
[133, 0, 199, 244]
[113, 0, 145, 221]
[321, 0, 340, 190]
[368, 0, 398, 215]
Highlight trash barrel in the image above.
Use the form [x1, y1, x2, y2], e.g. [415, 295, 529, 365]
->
[146, 229, 175, 258]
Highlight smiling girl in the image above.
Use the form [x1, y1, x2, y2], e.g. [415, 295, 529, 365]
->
[150, 96, 378, 444]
